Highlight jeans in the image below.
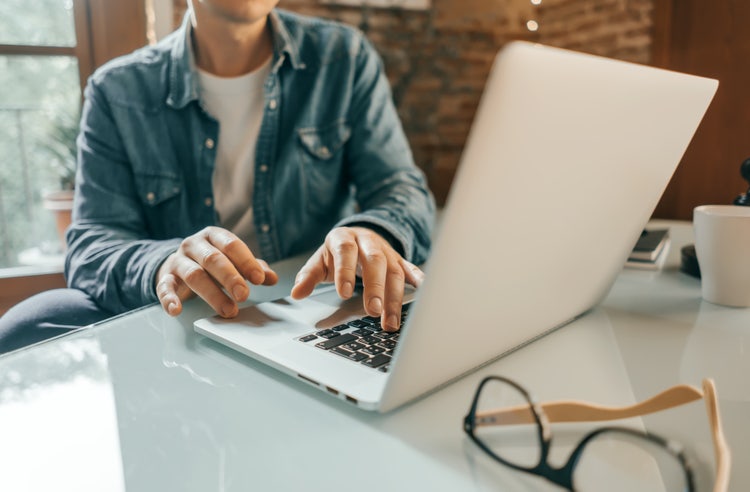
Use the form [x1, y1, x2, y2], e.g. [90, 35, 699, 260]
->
[0, 289, 115, 355]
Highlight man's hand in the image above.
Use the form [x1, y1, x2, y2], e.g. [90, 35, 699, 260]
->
[290, 226, 424, 331]
[156, 226, 278, 317]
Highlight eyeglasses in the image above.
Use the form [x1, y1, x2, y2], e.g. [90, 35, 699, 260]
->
[463, 376, 730, 492]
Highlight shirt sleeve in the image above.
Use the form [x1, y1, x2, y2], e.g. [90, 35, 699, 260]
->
[64, 77, 180, 314]
[336, 34, 436, 265]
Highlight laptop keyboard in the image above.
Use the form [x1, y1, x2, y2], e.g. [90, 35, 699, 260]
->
[296, 303, 412, 373]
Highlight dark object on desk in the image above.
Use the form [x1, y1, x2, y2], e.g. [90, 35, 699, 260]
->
[680, 244, 701, 278]
[630, 229, 669, 261]
[733, 158, 750, 206]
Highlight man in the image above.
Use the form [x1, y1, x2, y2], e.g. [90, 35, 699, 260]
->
[0, 0, 434, 353]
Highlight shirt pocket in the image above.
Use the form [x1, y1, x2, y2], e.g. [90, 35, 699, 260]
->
[297, 120, 352, 217]
[132, 172, 183, 234]
[133, 172, 182, 207]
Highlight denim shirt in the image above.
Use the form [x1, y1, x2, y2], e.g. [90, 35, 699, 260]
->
[65, 9, 436, 314]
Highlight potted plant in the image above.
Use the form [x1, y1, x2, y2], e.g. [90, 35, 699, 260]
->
[41, 112, 78, 250]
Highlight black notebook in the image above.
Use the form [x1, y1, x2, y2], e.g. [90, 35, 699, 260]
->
[629, 228, 670, 262]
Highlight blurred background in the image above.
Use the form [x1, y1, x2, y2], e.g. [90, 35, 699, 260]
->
[1, 0, 747, 270]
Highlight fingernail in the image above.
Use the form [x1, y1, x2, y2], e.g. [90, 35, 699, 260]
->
[233, 285, 246, 302]
[168, 302, 177, 314]
[250, 270, 264, 284]
[342, 281, 353, 298]
[222, 305, 236, 317]
[369, 297, 382, 315]
[387, 314, 399, 331]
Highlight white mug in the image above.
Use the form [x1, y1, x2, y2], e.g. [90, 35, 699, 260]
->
[694, 205, 750, 307]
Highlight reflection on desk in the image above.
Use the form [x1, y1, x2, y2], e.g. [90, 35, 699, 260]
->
[0, 221, 746, 491]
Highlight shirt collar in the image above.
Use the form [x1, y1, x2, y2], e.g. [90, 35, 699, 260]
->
[268, 10, 306, 72]
[167, 9, 305, 110]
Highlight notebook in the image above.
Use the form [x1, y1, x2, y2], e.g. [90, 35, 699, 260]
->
[194, 41, 717, 412]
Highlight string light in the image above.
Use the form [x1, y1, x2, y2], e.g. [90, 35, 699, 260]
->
[529, 0, 541, 32]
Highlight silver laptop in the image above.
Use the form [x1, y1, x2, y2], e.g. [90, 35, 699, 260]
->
[194, 41, 717, 412]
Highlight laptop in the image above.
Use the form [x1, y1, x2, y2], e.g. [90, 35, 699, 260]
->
[194, 41, 718, 412]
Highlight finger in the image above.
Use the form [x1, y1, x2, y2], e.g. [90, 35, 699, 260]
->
[400, 258, 425, 288]
[380, 260, 406, 332]
[327, 229, 359, 299]
[156, 273, 194, 316]
[174, 256, 238, 318]
[205, 227, 266, 285]
[183, 236, 249, 303]
[290, 246, 329, 299]
[356, 235, 388, 318]
[156, 273, 183, 316]
[257, 259, 279, 286]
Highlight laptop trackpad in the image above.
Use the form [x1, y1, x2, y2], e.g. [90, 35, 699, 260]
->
[241, 286, 367, 330]
[194, 287, 368, 349]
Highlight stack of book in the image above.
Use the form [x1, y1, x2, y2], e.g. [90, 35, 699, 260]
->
[625, 228, 670, 270]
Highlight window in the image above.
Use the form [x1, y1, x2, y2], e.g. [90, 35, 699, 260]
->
[0, 0, 147, 271]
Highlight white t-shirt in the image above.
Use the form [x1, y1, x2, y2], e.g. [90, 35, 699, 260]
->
[197, 58, 271, 254]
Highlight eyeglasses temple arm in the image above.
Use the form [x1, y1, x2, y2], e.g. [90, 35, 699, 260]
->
[474, 384, 702, 426]
[702, 379, 731, 492]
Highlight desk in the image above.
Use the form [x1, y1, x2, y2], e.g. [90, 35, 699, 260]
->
[0, 221, 747, 491]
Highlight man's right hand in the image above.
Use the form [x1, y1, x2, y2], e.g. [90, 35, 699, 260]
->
[156, 226, 278, 317]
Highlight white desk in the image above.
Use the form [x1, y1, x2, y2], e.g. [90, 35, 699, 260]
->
[0, 221, 747, 491]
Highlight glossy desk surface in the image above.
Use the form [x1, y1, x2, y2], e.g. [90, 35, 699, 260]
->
[0, 221, 747, 491]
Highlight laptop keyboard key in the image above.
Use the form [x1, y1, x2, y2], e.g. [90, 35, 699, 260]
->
[360, 346, 385, 356]
[331, 346, 367, 362]
[342, 341, 365, 352]
[362, 354, 391, 368]
[359, 335, 380, 345]
[298, 334, 318, 343]
[315, 334, 356, 350]
[379, 340, 398, 350]
[316, 329, 339, 339]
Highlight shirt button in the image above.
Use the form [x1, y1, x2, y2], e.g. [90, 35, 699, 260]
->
[205, 138, 215, 149]
[259, 164, 268, 173]
[146, 192, 155, 202]
[205, 197, 213, 207]
[261, 224, 270, 233]
[319, 146, 330, 158]
[268, 99, 277, 110]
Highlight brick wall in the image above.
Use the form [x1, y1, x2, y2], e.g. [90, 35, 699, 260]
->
[172, 0, 654, 204]
[538, 0, 654, 63]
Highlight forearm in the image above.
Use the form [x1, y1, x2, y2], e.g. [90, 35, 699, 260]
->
[65, 224, 181, 313]
[337, 169, 435, 264]
[343, 35, 436, 264]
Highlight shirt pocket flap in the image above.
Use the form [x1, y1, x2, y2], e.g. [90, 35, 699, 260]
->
[297, 121, 351, 160]
[133, 173, 182, 207]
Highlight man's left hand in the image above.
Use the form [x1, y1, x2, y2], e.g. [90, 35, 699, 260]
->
[290, 227, 424, 331]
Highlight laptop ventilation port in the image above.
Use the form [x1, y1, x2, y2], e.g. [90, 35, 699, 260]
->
[297, 374, 319, 387]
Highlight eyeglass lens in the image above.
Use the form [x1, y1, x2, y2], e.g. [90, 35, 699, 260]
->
[473, 377, 542, 468]
[473, 378, 691, 492]
[573, 429, 689, 492]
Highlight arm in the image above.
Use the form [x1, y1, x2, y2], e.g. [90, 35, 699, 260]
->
[66, 78, 276, 317]
[65, 78, 181, 313]
[337, 35, 435, 265]
[292, 34, 435, 331]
